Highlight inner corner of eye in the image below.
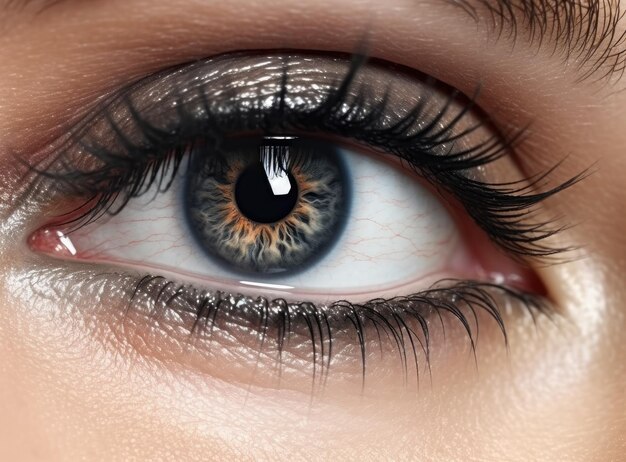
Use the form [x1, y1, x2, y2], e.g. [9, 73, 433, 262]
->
[28, 135, 540, 302]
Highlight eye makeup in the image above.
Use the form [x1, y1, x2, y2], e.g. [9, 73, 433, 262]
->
[29, 52, 579, 258]
[10, 264, 550, 387]
[22, 51, 577, 384]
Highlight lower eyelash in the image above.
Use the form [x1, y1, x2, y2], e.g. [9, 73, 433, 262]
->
[123, 275, 550, 385]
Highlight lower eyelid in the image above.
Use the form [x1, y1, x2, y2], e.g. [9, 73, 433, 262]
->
[15, 263, 550, 389]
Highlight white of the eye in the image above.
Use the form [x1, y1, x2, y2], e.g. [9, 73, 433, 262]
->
[275, 148, 460, 292]
[68, 147, 461, 297]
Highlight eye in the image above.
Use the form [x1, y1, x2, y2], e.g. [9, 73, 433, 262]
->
[26, 51, 574, 382]
[36, 136, 463, 296]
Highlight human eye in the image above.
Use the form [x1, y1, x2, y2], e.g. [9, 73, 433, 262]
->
[4, 0, 626, 459]
[24, 50, 574, 385]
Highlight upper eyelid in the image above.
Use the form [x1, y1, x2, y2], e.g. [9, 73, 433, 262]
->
[52, 53, 478, 157]
[27, 51, 582, 261]
[13, 51, 496, 173]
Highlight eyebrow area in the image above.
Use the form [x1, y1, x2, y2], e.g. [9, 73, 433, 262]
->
[4, 0, 626, 83]
[449, 0, 626, 82]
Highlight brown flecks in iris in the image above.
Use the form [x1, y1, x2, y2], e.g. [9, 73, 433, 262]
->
[188, 146, 346, 273]
[217, 162, 322, 253]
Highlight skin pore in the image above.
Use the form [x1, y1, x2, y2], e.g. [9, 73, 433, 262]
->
[0, 0, 625, 460]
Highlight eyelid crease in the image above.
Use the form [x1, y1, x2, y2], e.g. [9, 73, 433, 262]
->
[5, 0, 624, 84]
[449, 0, 626, 83]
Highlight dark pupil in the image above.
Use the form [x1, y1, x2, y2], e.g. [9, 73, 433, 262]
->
[234, 162, 298, 224]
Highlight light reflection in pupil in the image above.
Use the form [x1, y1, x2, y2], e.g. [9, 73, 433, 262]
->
[234, 163, 298, 224]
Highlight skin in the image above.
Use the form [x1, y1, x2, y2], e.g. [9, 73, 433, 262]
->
[0, 0, 625, 460]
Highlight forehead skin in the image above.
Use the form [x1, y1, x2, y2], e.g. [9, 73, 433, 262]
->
[0, 1, 625, 461]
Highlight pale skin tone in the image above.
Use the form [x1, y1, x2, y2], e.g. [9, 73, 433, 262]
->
[0, 0, 625, 460]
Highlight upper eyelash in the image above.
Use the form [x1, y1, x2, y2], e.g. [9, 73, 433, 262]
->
[28, 52, 583, 259]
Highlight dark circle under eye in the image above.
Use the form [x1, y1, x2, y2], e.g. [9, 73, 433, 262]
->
[234, 163, 298, 224]
[185, 139, 350, 275]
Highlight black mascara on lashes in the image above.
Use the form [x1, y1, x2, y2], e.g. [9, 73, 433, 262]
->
[124, 275, 550, 384]
[22, 51, 573, 379]
[29, 51, 580, 260]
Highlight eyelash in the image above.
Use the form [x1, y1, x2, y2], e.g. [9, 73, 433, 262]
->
[34, 53, 580, 259]
[26, 51, 578, 379]
[125, 275, 549, 385]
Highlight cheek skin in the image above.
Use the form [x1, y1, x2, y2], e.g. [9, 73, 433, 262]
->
[0, 257, 619, 461]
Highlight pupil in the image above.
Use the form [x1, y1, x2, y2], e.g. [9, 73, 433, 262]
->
[235, 162, 298, 224]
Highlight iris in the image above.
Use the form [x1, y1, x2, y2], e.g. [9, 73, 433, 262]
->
[186, 138, 350, 275]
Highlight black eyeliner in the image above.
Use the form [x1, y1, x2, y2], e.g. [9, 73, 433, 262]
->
[22, 50, 571, 378]
[28, 51, 580, 259]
